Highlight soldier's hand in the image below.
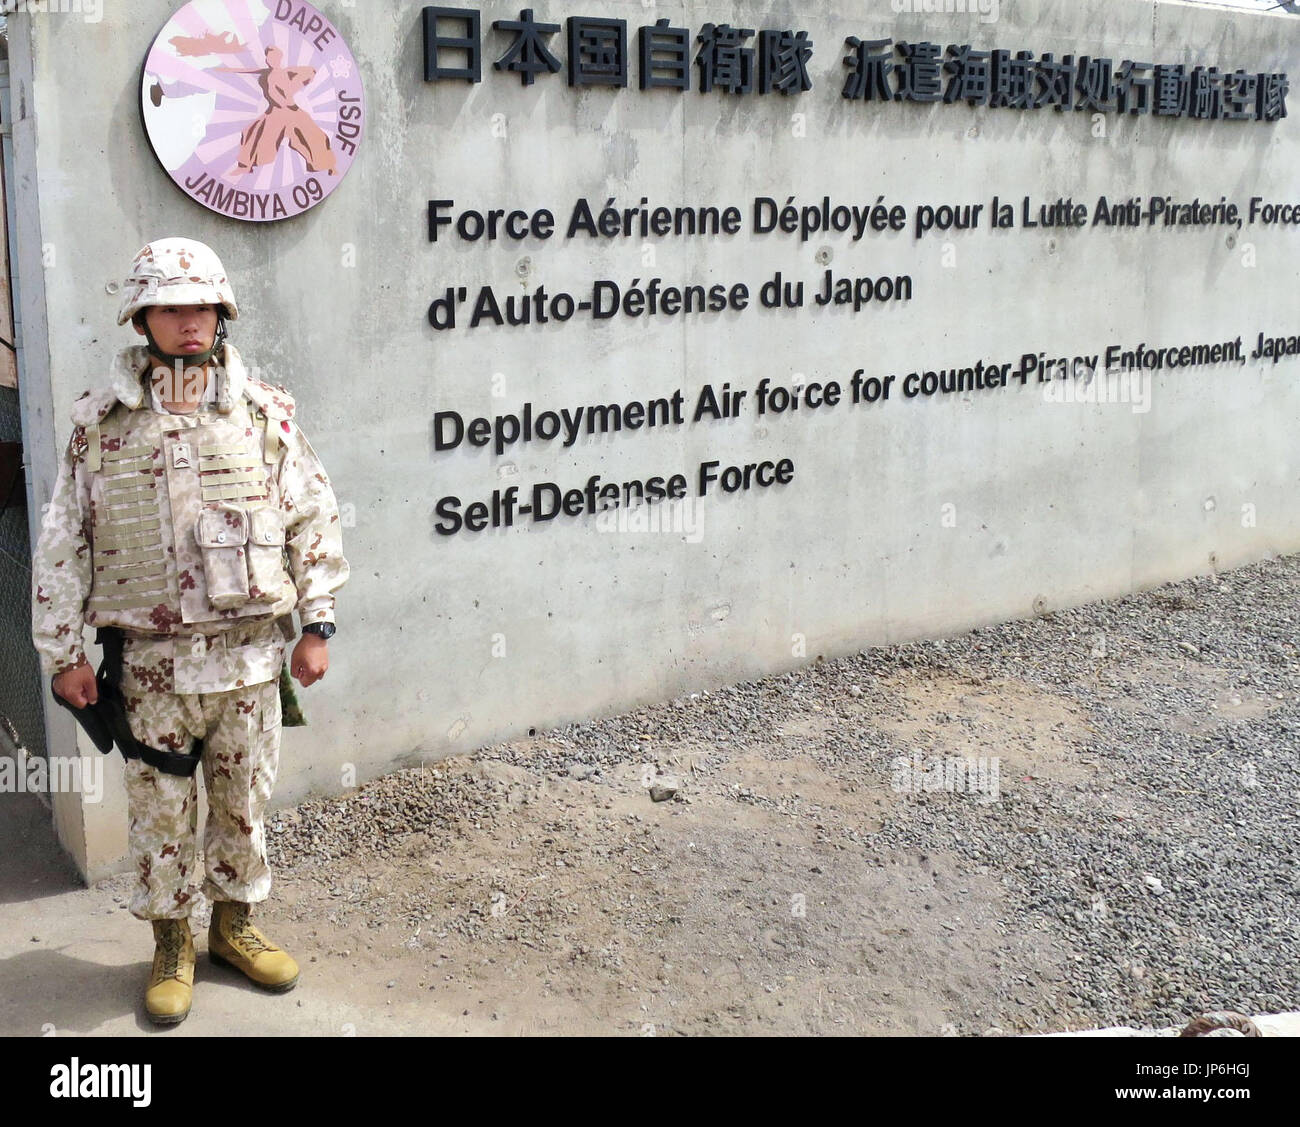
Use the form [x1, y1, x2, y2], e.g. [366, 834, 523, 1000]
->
[291, 635, 328, 688]
[53, 661, 98, 708]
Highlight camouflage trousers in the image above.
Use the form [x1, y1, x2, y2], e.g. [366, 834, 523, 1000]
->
[122, 645, 283, 921]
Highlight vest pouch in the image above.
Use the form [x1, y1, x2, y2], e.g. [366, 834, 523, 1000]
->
[246, 506, 286, 603]
[195, 504, 250, 610]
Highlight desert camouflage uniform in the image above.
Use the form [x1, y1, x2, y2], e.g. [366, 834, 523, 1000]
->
[32, 343, 347, 920]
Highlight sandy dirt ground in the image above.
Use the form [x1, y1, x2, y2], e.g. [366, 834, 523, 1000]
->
[59, 559, 1299, 1037]
[248, 676, 1102, 1036]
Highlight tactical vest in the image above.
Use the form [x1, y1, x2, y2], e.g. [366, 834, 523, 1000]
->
[81, 391, 297, 634]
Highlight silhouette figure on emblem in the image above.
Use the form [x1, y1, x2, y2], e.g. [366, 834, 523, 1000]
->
[217, 47, 338, 178]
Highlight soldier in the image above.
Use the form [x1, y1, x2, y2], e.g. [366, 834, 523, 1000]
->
[31, 238, 348, 1024]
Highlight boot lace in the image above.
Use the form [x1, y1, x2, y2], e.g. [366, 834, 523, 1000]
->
[226, 904, 272, 956]
[158, 924, 185, 979]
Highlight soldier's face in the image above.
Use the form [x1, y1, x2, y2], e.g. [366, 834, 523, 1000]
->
[136, 304, 219, 358]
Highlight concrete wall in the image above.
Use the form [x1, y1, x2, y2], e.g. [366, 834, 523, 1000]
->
[9, 0, 1300, 878]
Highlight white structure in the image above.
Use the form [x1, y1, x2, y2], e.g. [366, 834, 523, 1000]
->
[5, 0, 1299, 878]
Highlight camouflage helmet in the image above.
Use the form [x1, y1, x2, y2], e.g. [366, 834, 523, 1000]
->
[116, 238, 238, 326]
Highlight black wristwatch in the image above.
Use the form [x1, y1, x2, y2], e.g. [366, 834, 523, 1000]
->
[302, 622, 336, 640]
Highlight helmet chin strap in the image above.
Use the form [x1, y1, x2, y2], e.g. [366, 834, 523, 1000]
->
[143, 313, 227, 368]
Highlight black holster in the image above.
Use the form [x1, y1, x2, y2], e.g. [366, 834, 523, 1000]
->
[51, 627, 203, 778]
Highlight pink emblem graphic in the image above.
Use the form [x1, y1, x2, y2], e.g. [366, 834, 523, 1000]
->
[141, 0, 364, 223]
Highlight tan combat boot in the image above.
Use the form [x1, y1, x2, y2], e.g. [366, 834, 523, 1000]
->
[208, 900, 299, 992]
[145, 918, 194, 1024]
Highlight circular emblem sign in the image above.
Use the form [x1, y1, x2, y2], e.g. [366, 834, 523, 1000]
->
[141, 0, 364, 222]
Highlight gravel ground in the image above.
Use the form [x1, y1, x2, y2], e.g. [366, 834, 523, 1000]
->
[263, 553, 1300, 1035]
